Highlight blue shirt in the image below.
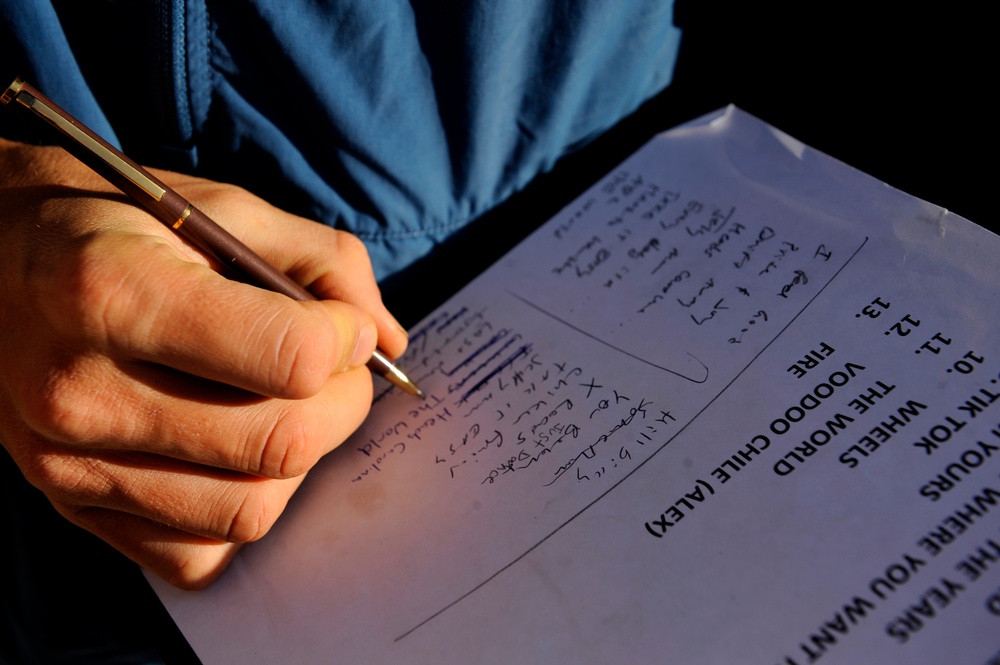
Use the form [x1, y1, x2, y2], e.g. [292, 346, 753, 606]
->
[2, 0, 681, 279]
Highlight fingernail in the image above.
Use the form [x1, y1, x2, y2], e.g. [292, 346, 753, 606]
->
[350, 322, 378, 368]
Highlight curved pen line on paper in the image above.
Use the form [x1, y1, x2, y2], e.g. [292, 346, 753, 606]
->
[395, 236, 872, 643]
[506, 291, 709, 384]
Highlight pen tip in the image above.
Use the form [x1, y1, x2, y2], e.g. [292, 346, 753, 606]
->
[367, 350, 424, 399]
[396, 375, 426, 399]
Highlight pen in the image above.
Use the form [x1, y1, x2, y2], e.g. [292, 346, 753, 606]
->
[2, 77, 424, 398]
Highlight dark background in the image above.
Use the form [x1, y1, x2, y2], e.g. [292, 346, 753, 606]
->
[3, 3, 996, 663]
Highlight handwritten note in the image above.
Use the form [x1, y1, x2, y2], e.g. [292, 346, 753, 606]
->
[150, 107, 1000, 664]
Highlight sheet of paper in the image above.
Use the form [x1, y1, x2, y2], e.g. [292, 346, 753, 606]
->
[150, 107, 1000, 664]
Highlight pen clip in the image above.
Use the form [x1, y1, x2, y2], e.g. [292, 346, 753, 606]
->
[2, 77, 167, 201]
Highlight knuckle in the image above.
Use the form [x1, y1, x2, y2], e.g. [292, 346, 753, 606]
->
[166, 563, 214, 591]
[210, 183, 253, 206]
[41, 234, 169, 347]
[314, 229, 370, 274]
[51, 240, 130, 332]
[223, 489, 279, 543]
[187, 180, 249, 207]
[188, 183, 265, 231]
[334, 230, 368, 259]
[255, 407, 318, 478]
[162, 547, 237, 590]
[72, 261, 123, 329]
[268, 314, 334, 398]
[21, 452, 104, 503]
[26, 367, 103, 443]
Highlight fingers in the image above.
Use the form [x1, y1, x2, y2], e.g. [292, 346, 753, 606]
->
[31, 230, 378, 401]
[40, 448, 306, 545]
[52, 505, 243, 590]
[181, 183, 410, 359]
[15, 357, 373, 479]
[9, 362, 363, 589]
[288, 231, 409, 360]
[20, 399, 319, 590]
[0, 142, 403, 588]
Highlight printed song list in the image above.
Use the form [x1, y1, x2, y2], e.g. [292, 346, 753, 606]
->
[151, 107, 1000, 665]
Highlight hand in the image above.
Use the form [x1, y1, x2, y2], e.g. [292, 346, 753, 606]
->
[0, 138, 407, 588]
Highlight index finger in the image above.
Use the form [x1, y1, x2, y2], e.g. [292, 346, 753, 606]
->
[39, 230, 377, 400]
